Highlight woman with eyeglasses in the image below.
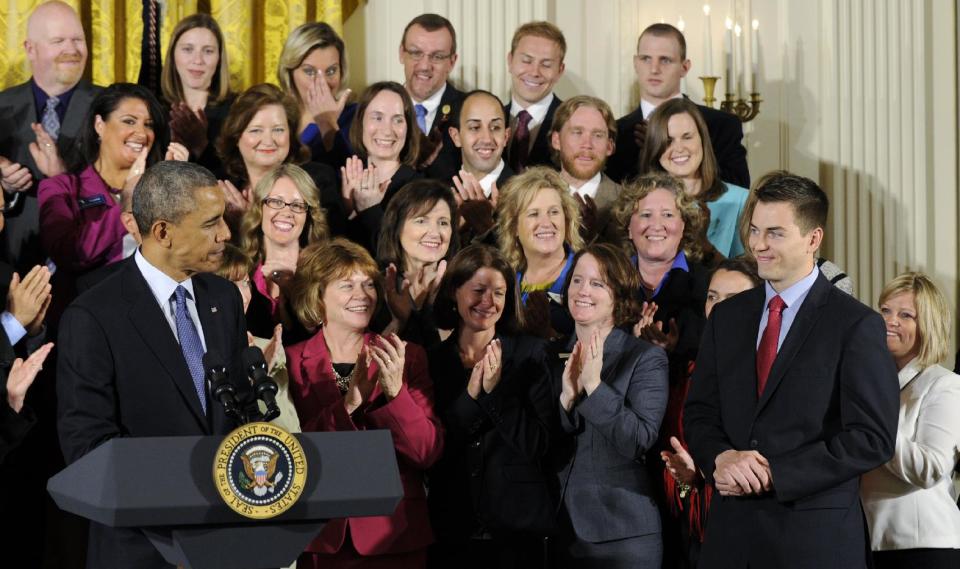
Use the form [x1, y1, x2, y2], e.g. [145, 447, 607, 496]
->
[237, 163, 330, 342]
[277, 21, 356, 171]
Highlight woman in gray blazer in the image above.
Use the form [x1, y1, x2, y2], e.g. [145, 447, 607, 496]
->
[551, 243, 669, 568]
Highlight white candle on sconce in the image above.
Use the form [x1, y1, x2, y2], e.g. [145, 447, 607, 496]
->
[702, 5, 713, 75]
[724, 18, 733, 94]
[734, 22, 743, 97]
[751, 19, 760, 92]
[677, 17, 687, 93]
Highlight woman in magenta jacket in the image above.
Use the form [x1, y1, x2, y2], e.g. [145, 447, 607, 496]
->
[286, 238, 443, 568]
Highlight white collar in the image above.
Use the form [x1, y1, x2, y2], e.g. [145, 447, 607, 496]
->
[413, 82, 446, 113]
[478, 160, 506, 197]
[568, 171, 603, 199]
[134, 248, 196, 307]
[640, 92, 683, 119]
[510, 92, 554, 125]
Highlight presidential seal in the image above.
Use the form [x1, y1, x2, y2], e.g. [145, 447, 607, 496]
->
[213, 422, 307, 520]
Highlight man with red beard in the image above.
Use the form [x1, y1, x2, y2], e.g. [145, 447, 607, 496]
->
[549, 96, 621, 242]
[0, 1, 99, 273]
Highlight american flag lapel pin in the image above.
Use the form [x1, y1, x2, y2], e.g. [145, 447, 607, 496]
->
[211, 306, 218, 313]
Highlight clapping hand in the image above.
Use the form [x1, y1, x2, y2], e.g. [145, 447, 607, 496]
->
[8, 265, 52, 336]
[640, 318, 679, 352]
[218, 179, 252, 216]
[384, 263, 414, 325]
[560, 340, 585, 411]
[466, 338, 503, 399]
[164, 142, 189, 162]
[122, 145, 150, 196]
[169, 103, 209, 158]
[578, 330, 604, 395]
[341, 156, 388, 213]
[408, 260, 446, 310]
[0, 157, 33, 193]
[5, 342, 54, 413]
[632, 301, 658, 337]
[632, 118, 648, 151]
[370, 334, 406, 400]
[27, 123, 65, 178]
[343, 346, 375, 414]
[453, 171, 499, 234]
[661, 436, 698, 487]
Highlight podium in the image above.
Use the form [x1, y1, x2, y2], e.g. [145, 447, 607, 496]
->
[48, 430, 403, 569]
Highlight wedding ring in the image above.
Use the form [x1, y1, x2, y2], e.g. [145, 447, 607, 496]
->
[44, 143, 52, 148]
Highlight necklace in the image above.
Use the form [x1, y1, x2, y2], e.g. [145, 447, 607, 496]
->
[331, 363, 351, 393]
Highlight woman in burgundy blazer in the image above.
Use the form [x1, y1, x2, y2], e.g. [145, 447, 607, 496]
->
[286, 238, 443, 569]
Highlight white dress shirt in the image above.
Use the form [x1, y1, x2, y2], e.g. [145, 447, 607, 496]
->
[569, 171, 602, 200]
[861, 359, 960, 550]
[134, 249, 207, 351]
[640, 93, 683, 119]
[412, 83, 447, 133]
[478, 159, 505, 197]
[509, 92, 554, 152]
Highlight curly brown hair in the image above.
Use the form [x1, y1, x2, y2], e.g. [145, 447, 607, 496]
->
[611, 172, 708, 263]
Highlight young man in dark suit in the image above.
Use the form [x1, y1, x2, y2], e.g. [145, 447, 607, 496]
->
[504, 21, 566, 173]
[607, 23, 749, 187]
[684, 172, 899, 569]
[0, 1, 100, 272]
[399, 13, 464, 181]
[57, 161, 251, 568]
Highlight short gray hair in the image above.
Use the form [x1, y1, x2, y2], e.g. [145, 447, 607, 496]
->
[132, 161, 218, 233]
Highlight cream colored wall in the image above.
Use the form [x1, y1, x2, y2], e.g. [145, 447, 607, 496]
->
[344, 0, 959, 356]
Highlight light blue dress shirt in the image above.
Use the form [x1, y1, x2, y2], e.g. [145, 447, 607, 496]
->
[756, 265, 820, 351]
[134, 249, 207, 351]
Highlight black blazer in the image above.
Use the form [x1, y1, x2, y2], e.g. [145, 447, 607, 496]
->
[427, 333, 556, 541]
[57, 256, 250, 568]
[421, 82, 465, 182]
[504, 96, 562, 171]
[0, 80, 100, 272]
[551, 328, 668, 545]
[684, 273, 900, 569]
[607, 99, 750, 188]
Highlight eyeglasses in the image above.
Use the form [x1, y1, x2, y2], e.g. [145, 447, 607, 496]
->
[262, 197, 309, 214]
[402, 47, 453, 64]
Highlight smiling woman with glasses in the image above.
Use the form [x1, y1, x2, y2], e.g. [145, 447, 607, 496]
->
[278, 21, 357, 171]
[237, 162, 330, 343]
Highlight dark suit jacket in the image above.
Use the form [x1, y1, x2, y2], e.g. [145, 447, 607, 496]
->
[0, 80, 100, 271]
[607, 99, 750, 188]
[421, 83, 465, 182]
[504, 95, 562, 171]
[57, 257, 250, 568]
[552, 328, 668, 545]
[683, 273, 899, 569]
[427, 333, 556, 541]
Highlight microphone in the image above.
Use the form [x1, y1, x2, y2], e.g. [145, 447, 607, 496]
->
[203, 351, 244, 424]
[241, 346, 281, 422]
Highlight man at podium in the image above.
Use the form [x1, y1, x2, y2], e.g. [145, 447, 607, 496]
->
[57, 161, 250, 568]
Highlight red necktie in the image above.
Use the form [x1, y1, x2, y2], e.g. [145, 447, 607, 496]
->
[509, 110, 533, 173]
[756, 295, 786, 396]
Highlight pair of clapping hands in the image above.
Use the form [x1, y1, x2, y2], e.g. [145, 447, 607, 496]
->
[342, 334, 407, 415]
[559, 330, 605, 412]
[4, 265, 55, 414]
[383, 260, 446, 327]
[632, 301, 679, 352]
